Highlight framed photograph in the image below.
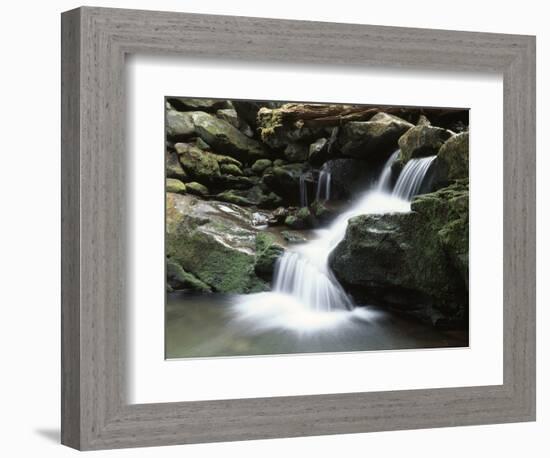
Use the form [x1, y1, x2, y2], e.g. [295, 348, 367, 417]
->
[61, 6, 536, 450]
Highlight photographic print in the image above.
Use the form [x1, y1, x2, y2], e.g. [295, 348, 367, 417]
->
[165, 98, 469, 359]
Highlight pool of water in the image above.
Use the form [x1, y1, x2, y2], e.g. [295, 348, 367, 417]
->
[166, 292, 468, 359]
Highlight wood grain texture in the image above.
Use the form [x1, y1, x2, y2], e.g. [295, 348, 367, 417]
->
[60, 6, 536, 450]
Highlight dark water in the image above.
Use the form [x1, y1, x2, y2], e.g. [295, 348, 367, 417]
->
[166, 292, 468, 359]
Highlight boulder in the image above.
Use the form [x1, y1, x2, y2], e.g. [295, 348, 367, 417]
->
[191, 111, 267, 163]
[211, 154, 242, 168]
[338, 112, 413, 162]
[220, 163, 243, 176]
[285, 207, 313, 229]
[166, 110, 196, 140]
[186, 182, 209, 197]
[167, 98, 228, 112]
[329, 180, 469, 325]
[216, 108, 240, 128]
[166, 259, 212, 292]
[165, 151, 189, 182]
[254, 232, 285, 279]
[166, 178, 186, 194]
[432, 132, 469, 187]
[216, 186, 282, 208]
[166, 193, 268, 293]
[284, 143, 309, 162]
[262, 163, 311, 205]
[398, 124, 453, 164]
[281, 230, 308, 244]
[321, 158, 380, 199]
[175, 143, 220, 182]
[308, 137, 329, 165]
[251, 159, 273, 175]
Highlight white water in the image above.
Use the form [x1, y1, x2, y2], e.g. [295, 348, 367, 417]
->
[233, 151, 436, 332]
[315, 165, 332, 201]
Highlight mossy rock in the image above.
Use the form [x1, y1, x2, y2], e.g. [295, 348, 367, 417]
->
[254, 232, 285, 279]
[284, 143, 309, 162]
[186, 182, 209, 197]
[338, 112, 413, 163]
[191, 111, 267, 163]
[166, 178, 186, 194]
[398, 124, 452, 164]
[212, 154, 243, 168]
[167, 98, 228, 112]
[220, 163, 243, 176]
[166, 259, 212, 292]
[329, 180, 469, 323]
[216, 186, 282, 209]
[432, 132, 469, 187]
[175, 143, 220, 182]
[166, 109, 196, 140]
[166, 193, 268, 293]
[166, 151, 189, 182]
[285, 207, 312, 229]
[251, 159, 273, 175]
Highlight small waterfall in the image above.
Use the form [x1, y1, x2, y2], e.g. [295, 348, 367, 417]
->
[392, 156, 436, 200]
[234, 149, 436, 331]
[299, 174, 309, 207]
[315, 165, 332, 202]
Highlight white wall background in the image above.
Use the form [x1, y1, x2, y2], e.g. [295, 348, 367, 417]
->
[0, 1, 546, 456]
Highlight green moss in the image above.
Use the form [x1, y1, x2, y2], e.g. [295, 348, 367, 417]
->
[220, 163, 243, 176]
[254, 232, 284, 279]
[166, 178, 186, 194]
[175, 143, 220, 182]
[166, 259, 212, 292]
[186, 182, 209, 197]
[251, 159, 273, 175]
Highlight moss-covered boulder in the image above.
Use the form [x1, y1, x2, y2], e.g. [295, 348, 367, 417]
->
[212, 154, 242, 168]
[308, 137, 329, 165]
[338, 112, 413, 162]
[186, 182, 209, 197]
[432, 132, 469, 187]
[398, 124, 452, 164]
[254, 232, 285, 279]
[220, 163, 243, 176]
[262, 163, 311, 205]
[191, 111, 267, 163]
[329, 181, 469, 325]
[285, 207, 313, 229]
[166, 193, 268, 293]
[216, 186, 282, 209]
[166, 259, 212, 292]
[175, 143, 220, 182]
[251, 159, 273, 175]
[166, 151, 189, 182]
[166, 178, 186, 194]
[166, 109, 196, 140]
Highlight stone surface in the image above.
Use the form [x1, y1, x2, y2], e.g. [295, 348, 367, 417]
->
[175, 143, 221, 182]
[338, 112, 413, 162]
[166, 151, 189, 182]
[166, 178, 186, 194]
[398, 124, 453, 164]
[191, 111, 267, 163]
[254, 232, 285, 279]
[167, 98, 228, 112]
[251, 159, 273, 175]
[166, 109, 196, 139]
[166, 259, 212, 292]
[284, 143, 309, 162]
[432, 132, 469, 187]
[166, 193, 268, 293]
[185, 181, 209, 197]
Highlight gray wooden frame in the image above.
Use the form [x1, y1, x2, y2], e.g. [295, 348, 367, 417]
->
[61, 6, 536, 451]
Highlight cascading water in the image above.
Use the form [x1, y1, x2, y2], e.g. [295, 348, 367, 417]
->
[299, 174, 309, 207]
[392, 155, 436, 200]
[233, 149, 436, 332]
[315, 164, 332, 201]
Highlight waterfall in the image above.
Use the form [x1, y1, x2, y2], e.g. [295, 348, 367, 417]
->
[233, 149, 436, 332]
[299, 174, 308, 207]
[315, 165, 332, 202]
[392, 156, 436, 200]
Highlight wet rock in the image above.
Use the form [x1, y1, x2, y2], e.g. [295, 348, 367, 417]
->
[271, 207, 289, 224]
[284, 143, 309, 162]
[166, 151, 189, 182]
[251, 159, 273, 175]
[329, 181, 468, 325]
[186, 182, 209, 197]
[322, 158, 380, 199]
[166, 178, 186, 194]
[166, 259, 212, 292]
[254, 232, 285, 279]
[166, 193, 268, 293]
[432, 132, 469, 187]
[285, 207, 313, 229]
[281, 230, 308, 244]
[191, 111, 267, 163]
[166, 110, 196, 140]
[398, 124, 453, 164]
[339, 112, 413, 162]
[216, 186, 282, 209]
[175, 143, 220, 182]
[262, 163, 311, 205]
[308, 137, 329, 165]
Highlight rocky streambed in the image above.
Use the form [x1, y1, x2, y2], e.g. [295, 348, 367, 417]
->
[166, 98, 469, 330]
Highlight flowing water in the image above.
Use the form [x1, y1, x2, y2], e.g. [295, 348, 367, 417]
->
[315, 164, 332, 201]
[165, 151, 459, 359]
